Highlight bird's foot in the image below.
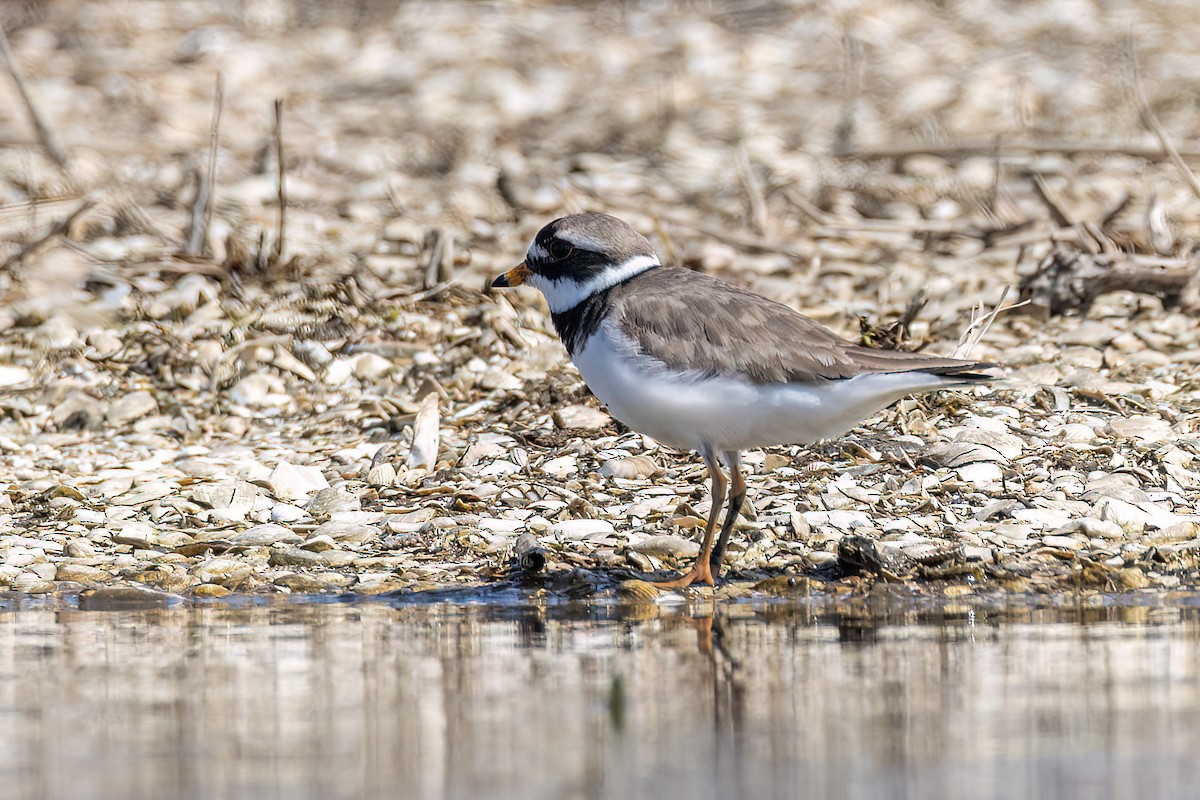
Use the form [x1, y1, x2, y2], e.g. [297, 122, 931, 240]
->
[652, 558, 715, 588]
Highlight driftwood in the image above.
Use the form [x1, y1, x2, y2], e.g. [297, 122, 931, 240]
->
[1018, 242, 1200, 317]
[511, 533, 547, 573]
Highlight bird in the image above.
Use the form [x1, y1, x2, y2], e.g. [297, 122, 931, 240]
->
[492, 213, 994, 588]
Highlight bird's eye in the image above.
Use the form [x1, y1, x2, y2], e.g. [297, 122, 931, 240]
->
[548, 240, 574, 260]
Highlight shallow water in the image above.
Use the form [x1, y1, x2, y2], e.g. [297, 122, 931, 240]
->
[0, 596, 1197, 800]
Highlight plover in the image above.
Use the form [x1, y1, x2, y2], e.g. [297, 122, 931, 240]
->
[493, 213, 993, 588]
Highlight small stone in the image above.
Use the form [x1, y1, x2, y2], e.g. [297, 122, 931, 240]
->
[1107, 415, 1172, 443]
[553, 404, 611, 430]
[764, 454, 792, 472]
[1116, 568, 1150, 590]
[306, 488, 360, 517]
[312, 520, 378, 543]
[230, 524, 302, 547]
[269, 462, 331, 502]
[478, 517, 524, 534]
[319, 551, 359, 568]
[1083, 474, 1150, 504]
[548, 519, 616, 540]
[1092, 497, 1152, 535]
[1042, 535, 1084, 550]
[539, 455, 578, 478]
[1051, 518, 1125, 540]
[270, 548, 326, 567]
[963, 546, 994, 562]
[629, 535, 700, 559]
[106, 391, 158, 426]
[274, 572, 349, 592]
[353, 352, 394, 380]
[111, 522, 161, 549]
[599, 456, 660, 480]
[955, 462, 1004, 487]
[56, 563, 111, 582]
[0, 366, 31, 387]
[65, 539, 97, 558]
[80, 586, 174, 610]
[931, 428, 1024, 467]
[52, 392, 103, 430]
[192, 558, 254, 587]
[228, 374, 284, 406]
[28, 562, 57, 581]
[975, 500, 1021, 521]
[617, 579, 661, 602]
[270, 503, 309, 523]
[193, 584, 232, 597]
[366, 462, 398, 486]
[301, 535, 337, 552]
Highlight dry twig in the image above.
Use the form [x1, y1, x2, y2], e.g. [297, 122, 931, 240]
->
[185, 73, 223, 258]
[0, 198, 93, 273]
[839, 140, 1200, 163]
[1130, 53, 1200, 201]
[0, 23, 68, 170]
[272, 97, 286, 265]
[954, 286, 1025, 358]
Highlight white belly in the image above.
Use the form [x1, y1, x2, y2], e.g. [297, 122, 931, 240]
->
[570, 321, 959, 452]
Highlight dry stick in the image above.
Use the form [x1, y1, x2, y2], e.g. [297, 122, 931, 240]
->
[839, 140, 1200, 162]
[185, 73, 223, 257]
[1031, 174, 1072, 228]
[1132, 66, 1200, 201]
[735, 145, 768, 235]
[421, 229, 450, 290]
[0, 24, 68, 170]
[0, 198, 93, 272]
[271, 97, 286, 265]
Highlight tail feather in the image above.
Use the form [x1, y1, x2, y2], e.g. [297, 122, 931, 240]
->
[846, 345, 997, 383]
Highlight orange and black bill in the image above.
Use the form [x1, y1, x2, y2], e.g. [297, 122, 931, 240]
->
[492, 262, 530, 288]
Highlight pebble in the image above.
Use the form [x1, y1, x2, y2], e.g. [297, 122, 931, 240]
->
[306, 488, 360, 517]
[548, 519, 616, 540]
[270, 548, 326, 567]
[956, 462, 1004, 488]
[269, 462, 330, 501]
[353, 353, 394, 380]
[230, 524, 302, 547]
[0, 366, 31, 387]
[312, 520, 378, 543]
[192, 558, 255, 587]
[1107, 415, 1172, 443]
[271, 503, 310, 523]
[553, 405, 611, 430]
[302, 535, 338, 552]
[629, 535, 700, 559]
[274, 572, 351, 593]
[600, 456, 661, 479]
[228, 374, 287, 407]
[111, 522, 163, 549]
[539, 455, 578, 478]
[1052, 518, 1125, 540]
[1042, 535, 1084, 550]
[106, 391, 158, 426]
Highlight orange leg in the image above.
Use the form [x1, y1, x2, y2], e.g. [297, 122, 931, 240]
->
[654, 447, 727, 588]
[709, 450, 745, 580]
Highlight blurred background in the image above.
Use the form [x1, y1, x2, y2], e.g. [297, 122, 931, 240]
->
[2, 0, 1200, 333]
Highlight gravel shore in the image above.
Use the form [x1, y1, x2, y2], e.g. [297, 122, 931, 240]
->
[2, 1, 1200, 601]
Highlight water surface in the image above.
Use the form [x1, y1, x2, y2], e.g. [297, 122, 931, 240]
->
[0, 595, 1197, 800]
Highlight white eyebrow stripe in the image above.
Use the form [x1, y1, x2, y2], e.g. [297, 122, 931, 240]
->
[555, 229, 608, 251]
[527, 243, 550, 262]
[528, 253, 660, 313]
